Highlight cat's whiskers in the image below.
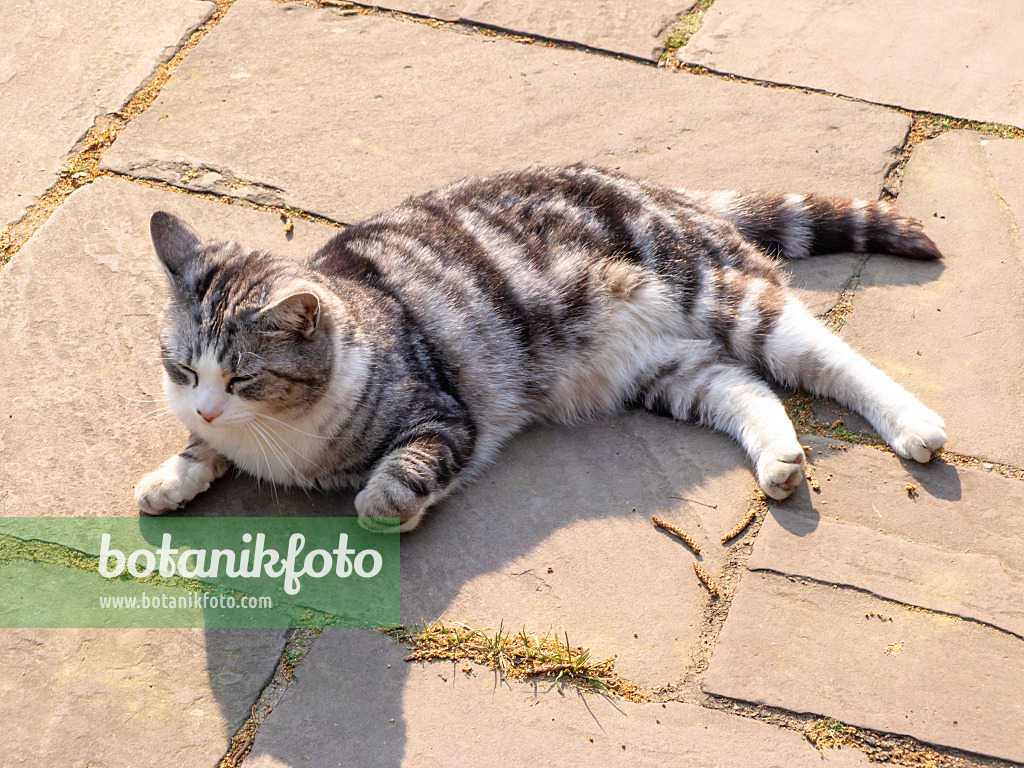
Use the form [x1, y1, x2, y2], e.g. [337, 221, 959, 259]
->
[247, 421, 316, 499]
[249, 417, 325, 476]
[238, 424, 262, 489]
[118, 393, 172, 403]
[241, 422, 281, 507]
[126, 405, 177, 427]
[253, 412, 334, 440]
[246, 417, 303, 483]
[238, 351, 266, 366]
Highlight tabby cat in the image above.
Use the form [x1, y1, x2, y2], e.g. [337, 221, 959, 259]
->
[135, 165, 946, 531]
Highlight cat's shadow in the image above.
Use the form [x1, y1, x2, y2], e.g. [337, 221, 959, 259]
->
[168, 409, 787, 765]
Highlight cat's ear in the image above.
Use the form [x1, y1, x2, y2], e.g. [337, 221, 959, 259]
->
[260, 291, 322, 338]
[150, 211, 201, 282]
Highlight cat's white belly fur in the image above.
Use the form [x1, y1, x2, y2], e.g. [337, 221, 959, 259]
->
[540, 263, 687, 422]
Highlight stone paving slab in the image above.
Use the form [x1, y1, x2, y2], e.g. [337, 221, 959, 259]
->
[750, 436, 1024, 639]
[843, 131, 1024, 468]
[0, 0, 215, 229]
[100, 0, 911, 225]
[1, 620, 287, 767]
[679, 0, 1024, 129]
[704, 571, 1024, 763]
[0, 177, 336, 518]
[244, 628, 871, 768]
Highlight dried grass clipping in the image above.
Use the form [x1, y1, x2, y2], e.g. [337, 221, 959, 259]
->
[651, 515, 700, 554]
[693, 561, 719, 597]
[721, 509, 756, 543]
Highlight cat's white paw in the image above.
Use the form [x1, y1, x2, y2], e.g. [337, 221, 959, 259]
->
[756, 445, 806, 500]
[134, 456, 212, 515]
[888, 406, 946, 463]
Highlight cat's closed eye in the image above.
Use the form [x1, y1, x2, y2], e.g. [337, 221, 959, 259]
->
[226, 375, 254, 394]
[177, 365, 198, 388]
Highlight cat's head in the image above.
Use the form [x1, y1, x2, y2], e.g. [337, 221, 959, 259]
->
[150, 211, 336, 434]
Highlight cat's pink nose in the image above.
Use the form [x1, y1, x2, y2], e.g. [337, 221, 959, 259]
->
[198, 407, 222, 423]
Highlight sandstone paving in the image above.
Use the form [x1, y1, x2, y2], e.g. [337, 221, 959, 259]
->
[749, 436, 1024, 639]
[0, 177, 339, 519]
[842, 131, 1024, 468]
[243, 627, 872, 768]
[703, 571, 1024, 763]
[100, 0, 911, 227]
[0, 0, 215, 229]
[1, 618, 287, 767]
[6, 0, 1024, 764]
[679, 0, 1024, 129]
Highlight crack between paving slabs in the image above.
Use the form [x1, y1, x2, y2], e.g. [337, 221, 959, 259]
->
[814, 103, 920, 326]
[657, 0, 715, 64]
[748, 566, 1024, 644]
[118, 160, 290, 201]
[704, 692, 1024, 768]
[220, 627, 324, 767]
[667, 485, 769, 707]
[315, 0, 662, 65]
[106, 168, 349, 228]
[102, 160, 354, 227]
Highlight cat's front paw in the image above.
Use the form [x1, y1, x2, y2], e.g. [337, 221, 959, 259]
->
[354, 482, 427, 534]
[756, 445, 806, 500]
[134, 456, 213, 515]
[889, 406, 946, 463]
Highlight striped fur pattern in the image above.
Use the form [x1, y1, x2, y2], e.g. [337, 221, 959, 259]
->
[135, 165, 946, 531]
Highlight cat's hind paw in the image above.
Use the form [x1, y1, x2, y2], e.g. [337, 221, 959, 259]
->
[889, 407, 946, 463]
[756, 446, 806, 500]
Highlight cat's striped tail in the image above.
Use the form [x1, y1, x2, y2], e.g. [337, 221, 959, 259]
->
[695, 191, 942, 261]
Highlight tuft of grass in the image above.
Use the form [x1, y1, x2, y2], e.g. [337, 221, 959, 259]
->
[661, 0, 715, 60]
[386, 620, 650, 701]
[915, 114, 1024, 142]
[783, 392, 885, 448]
[803, 718, 855, 751]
